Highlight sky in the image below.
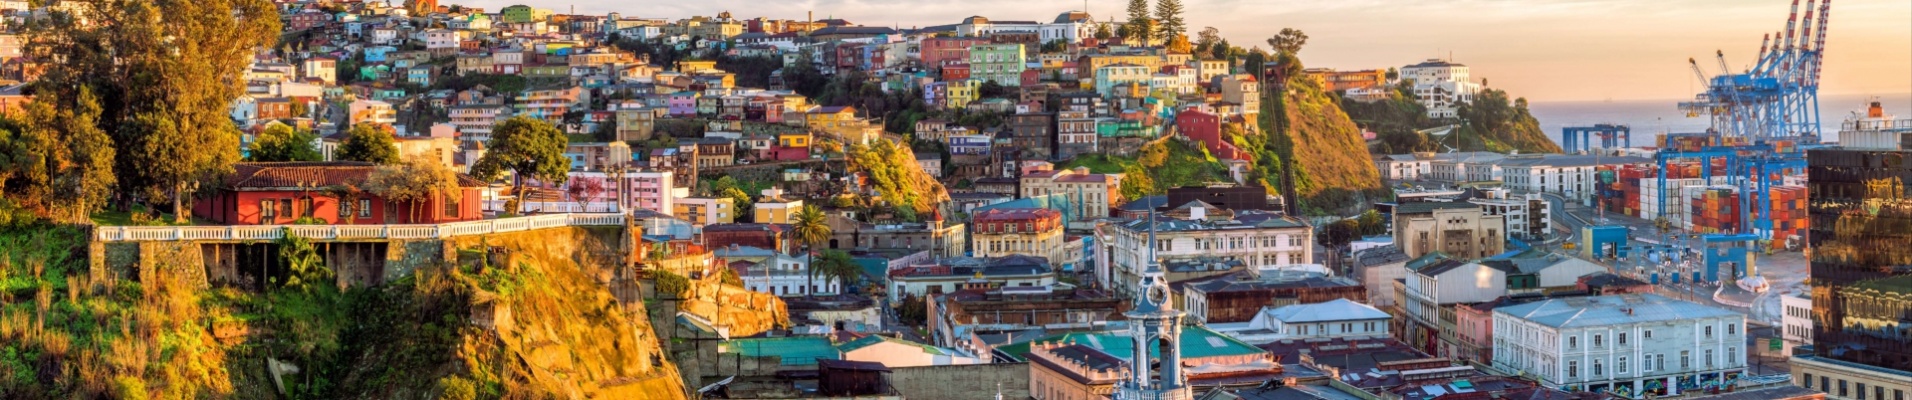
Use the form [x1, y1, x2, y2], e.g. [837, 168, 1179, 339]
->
[461, 0, 1912, 102]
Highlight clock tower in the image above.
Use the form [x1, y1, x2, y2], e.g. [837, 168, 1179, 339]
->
[1116, 214, 1190, 400]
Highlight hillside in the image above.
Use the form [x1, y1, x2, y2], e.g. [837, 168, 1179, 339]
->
[847, 140, 952, 221]
[1256, 62, 1391, 216]
[1342, 84, 1561, 154]
[0, 225, 688, 399]
[1059, 138, 1235, 201]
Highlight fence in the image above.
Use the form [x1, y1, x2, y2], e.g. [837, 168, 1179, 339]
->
[482, 200, 624, 214]
[94, 213, 627, 242]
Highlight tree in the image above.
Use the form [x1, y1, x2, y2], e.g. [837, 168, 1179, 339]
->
[1094, 22, 1113, 40]
[1268, 28, 1309, 57]
[1165, 34, 1193, 54]
[791, 205, 832, 296]
[1124, 0, 1153, 44]
[471, 116, 569, 213]
[1195, 27, 1221, 56]
[1155, 0, 1186, 42]
[812, 249, 861, 292]
[567, 176, 607, 211]
[275, 228, 332, 293]
[248, 124, 323, 162]
[0, 87, 117, 222]
[363, 154, 461, 222]
[718, 267, 745, 287]
[27, 0, 281, 222]
[721, 187, 755, 222]
[1357, 210, 1386, 236]
[1321, 219, 1360, 250]
[338, 123, 400, 164]
[1211, 38, 1232, 60]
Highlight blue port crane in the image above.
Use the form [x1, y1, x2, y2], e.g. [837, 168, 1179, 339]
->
[1677, 0, 1831, 144]
[1561, 124, 1631, 154]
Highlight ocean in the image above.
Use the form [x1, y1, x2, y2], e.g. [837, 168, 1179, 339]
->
[1526, 93, 1912, 148]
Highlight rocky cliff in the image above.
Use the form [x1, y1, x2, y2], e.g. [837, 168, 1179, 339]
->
[1256, 66, 1390, 215]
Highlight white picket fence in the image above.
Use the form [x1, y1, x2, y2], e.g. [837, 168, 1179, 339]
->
[94, 213, 628, 242]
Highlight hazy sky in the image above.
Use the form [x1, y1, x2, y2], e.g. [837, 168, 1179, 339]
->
[462, 0, 1911, 102]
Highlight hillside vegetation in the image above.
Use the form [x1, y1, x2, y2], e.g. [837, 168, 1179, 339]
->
[0, 225, 686, 399]
[1342, 84, 1560, 155]
[1059, 138, 1234, 201]
[847, 140, 951, 221]
[1255, 60, 1390, 215]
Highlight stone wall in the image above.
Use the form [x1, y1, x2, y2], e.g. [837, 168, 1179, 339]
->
[888, 363, 1031, 399]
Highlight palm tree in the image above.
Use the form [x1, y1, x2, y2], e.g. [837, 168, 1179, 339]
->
[791, 205, 832, 296]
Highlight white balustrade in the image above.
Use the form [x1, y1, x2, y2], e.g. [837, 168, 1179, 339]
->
[93, 213, 627, 242]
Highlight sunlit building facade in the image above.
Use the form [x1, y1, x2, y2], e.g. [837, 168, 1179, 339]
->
[1792, 147, 1912, 399]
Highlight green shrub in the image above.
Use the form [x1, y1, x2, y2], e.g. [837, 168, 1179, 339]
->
[437, 376, 477, 400]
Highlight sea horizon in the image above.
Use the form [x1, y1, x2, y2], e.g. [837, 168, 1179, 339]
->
[1527, 92, 1912, 148]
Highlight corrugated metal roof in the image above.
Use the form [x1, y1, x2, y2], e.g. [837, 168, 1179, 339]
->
[721, 337, 840, 366]
[1494, 293, 1739, 328]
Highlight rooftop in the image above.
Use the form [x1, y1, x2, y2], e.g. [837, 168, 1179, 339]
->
[1495, 293, 1740, 328]
[1262, 299, 1390, 324]
[1393, 201, 1482, 214]
[996, 325, 1267, 362]
[720, 336, 839, 366]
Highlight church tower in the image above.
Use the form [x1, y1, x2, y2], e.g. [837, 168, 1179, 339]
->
[1117, 213, 1190, 400]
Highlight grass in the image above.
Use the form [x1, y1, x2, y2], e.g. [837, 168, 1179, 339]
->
[89, 204, 216, 226]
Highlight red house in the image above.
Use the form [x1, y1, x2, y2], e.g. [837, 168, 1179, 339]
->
[192, 161, 488, 225]
[1176, 108, 1247, 161]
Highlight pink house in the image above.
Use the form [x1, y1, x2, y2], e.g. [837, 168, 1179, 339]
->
[668, 92, 699, 117]
[1175, 108, 1246, 161]
[921, 37, 989, 68]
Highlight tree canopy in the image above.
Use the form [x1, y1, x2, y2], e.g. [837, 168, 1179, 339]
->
[338, 123, 401, 165]
[0, 87, 116, 222]
[24, 0, 282, 221]
[472, 116, 570, 207]
[1155, 0, 1186, 43]
[247, 124, 323, 162]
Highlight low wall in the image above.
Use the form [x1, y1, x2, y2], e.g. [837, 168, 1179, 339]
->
[888, 363, 1030, 399]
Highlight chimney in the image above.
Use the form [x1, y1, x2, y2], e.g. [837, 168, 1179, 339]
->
[1871, 101, 1885, 119]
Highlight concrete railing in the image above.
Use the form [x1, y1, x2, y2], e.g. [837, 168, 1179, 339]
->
[94, 213, 627, 242]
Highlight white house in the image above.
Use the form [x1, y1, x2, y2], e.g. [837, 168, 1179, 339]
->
[1400, 59, 1481, 119]
[1780, 292, 1812, 347]
[1209, 298, 1391, 345]
[1492, 294, 1746, 396]
[1469, 188, 1552, 241]
[733, 253, 841, 296]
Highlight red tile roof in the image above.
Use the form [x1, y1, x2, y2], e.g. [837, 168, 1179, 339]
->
[224, 161, 485, 189]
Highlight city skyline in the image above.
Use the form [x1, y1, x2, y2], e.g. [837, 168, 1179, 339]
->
[463, 0, 1912, 102]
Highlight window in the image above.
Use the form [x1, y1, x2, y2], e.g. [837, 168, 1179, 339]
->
[1840, 380, 1849, 398]
[261, 199, 277, 220]
[1657, 354, 1666, 371]
[1680, 351, 1690, 369]
[1644, 329, 1653, 339]
[1618, 333, 1627, 345]
[1593, 334, 1603, 347]
[1704, 349, 1714, 367]
[1617, 356, 1628, 374]
[1803, 374, 1814, 389]
[444, 193, 461, 217]
[1860, 383, 1869, 400]
[340, 199, 353, 218]
[278, 199, 293, 220]
[1879, 386, 1886, 400]
[1592, 360, 1602, 376]
[298, 197, 314, 217]
[1705, 325, 1714, 337]
[1727, 347, 1737, 365]
[1567, 361, 1578, 378]
[1728, 323, 1737, 335]
[1568, 336, 1577, 349]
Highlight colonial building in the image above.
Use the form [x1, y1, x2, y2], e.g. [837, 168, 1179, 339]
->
[971, 208, 1066, 266]
[1208, 298, 1391, 345]
[1101, 209, 1313, 296]
[1392, 202, 1507, 260]
[1021, 167, 1122, 220]
[192, 162, 485, 225]
[1494, 294, 1746, 397]
[886, 256, 1054, 303]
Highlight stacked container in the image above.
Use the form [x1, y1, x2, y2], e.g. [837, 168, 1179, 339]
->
[1764, 185, 1809, 248]
[1689, 187, 1742, 234]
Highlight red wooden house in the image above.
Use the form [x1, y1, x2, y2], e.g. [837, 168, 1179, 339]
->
[193, 161, 488, 225]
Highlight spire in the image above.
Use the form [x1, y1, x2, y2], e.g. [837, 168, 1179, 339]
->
[1145, 208, 1161, 274]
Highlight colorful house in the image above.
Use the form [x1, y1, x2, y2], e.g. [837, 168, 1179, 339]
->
[192, 162, 487, 225]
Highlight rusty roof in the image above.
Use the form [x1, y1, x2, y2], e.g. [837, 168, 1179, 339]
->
[225, 162, 486, 189]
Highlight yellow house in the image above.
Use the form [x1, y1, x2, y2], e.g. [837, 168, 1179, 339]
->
[677, 60, 718, 74]
[777, 132, 811, 149]
[754, 188, 803, 224]
[946, 79, 981, 109]
[803, 106, 856, 130]
[673, 196, 735, 225]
